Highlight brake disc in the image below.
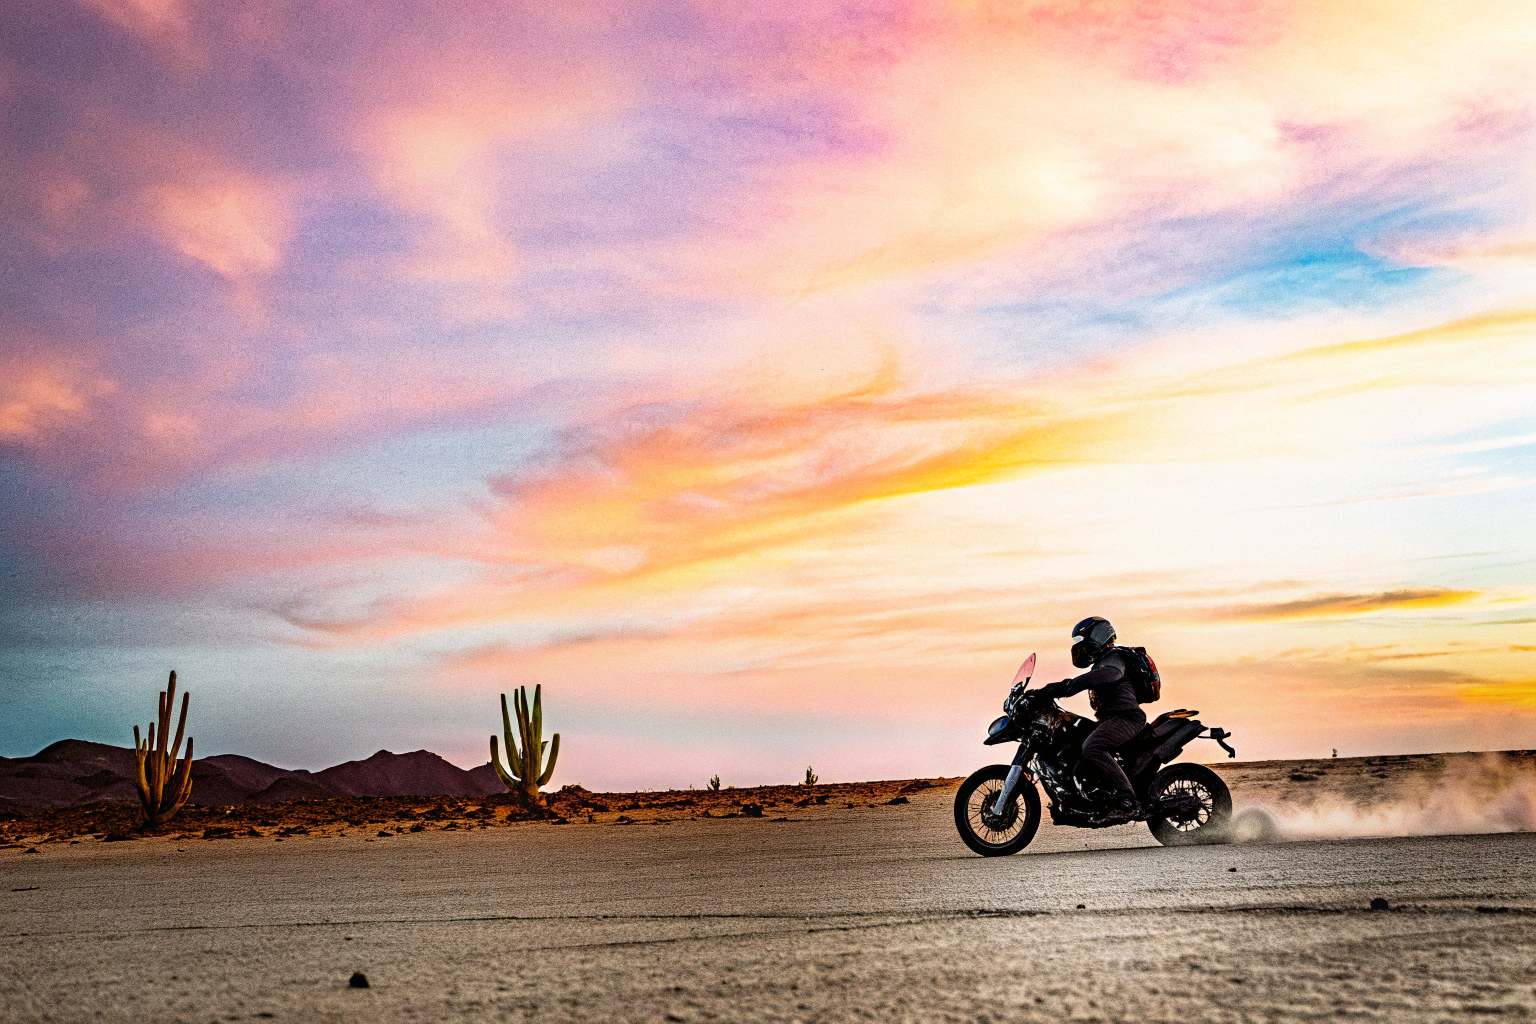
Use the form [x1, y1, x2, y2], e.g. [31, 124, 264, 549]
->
[981, 802, 1019, 832]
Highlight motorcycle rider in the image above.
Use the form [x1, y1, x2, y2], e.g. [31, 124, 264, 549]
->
[1035, 616, 1145, 825]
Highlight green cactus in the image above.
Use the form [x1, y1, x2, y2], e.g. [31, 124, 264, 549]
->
[490, 686, 560, 807]
[132, 670, 195, 827]
[803, 766, 818, 786]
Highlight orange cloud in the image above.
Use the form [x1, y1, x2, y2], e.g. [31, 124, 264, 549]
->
[1281, 308, 1536, 381]
[1456, 680, 1536, 709]
[485, 376, 1101, 581]
[1225, 589, 1482, 621]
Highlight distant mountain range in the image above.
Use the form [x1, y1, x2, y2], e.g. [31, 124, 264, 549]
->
[0, 739, 506, 810]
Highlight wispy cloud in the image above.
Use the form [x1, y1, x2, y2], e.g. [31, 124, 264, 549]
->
[1225, 589, 1481, 621]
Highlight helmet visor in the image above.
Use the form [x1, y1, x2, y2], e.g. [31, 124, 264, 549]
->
[1071, 634, 1092, 668]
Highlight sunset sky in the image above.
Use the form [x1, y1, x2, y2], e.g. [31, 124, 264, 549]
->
[2, 0, 1534, 789]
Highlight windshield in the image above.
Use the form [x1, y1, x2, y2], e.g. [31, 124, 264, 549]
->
[1010, 653, 1036, 688]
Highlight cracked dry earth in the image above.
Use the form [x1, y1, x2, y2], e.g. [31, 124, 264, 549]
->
[3, 783, 1534, 1023]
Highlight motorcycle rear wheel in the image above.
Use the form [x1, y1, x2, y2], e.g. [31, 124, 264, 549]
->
[954, 764, 1042, 857]
[1146, 763, 1232, 846]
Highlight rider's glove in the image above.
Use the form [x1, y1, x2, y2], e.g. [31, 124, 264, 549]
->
[1037, 680, 1070, 699]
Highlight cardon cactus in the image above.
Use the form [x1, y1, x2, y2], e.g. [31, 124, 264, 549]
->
[133, 670, 195, 827]
[490, 686, 560, 807]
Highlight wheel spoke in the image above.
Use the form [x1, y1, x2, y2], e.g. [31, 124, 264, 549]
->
[966, 781, 1023, 844]
[1160, 778, 1214, 831]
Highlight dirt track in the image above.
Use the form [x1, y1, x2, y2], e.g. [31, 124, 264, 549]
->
[4, 778, 1534, 1023]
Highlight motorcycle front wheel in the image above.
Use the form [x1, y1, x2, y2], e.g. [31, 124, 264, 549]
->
[954, 764, 1042, 857]
[1146, 762, 1233, 846]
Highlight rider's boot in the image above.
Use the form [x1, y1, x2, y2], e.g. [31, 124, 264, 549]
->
[1090, 794, 1140, 826]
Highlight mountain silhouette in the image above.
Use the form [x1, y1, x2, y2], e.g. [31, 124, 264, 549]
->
[0, 741, 505, 810]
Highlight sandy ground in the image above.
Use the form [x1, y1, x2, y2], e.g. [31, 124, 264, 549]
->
[4, 767, 1535, 1023]
[0, 779, 947, 844]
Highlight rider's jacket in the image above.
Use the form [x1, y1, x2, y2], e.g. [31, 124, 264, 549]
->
[1050, 650, 1140, 721]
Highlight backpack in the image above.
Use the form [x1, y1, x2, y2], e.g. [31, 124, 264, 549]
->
[1115, 646, 1161, 704]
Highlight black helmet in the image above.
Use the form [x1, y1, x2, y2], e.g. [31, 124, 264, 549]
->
[1071, 616, 1116, 668]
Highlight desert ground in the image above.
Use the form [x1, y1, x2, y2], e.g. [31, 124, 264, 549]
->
[3, 754, 1535, 1023]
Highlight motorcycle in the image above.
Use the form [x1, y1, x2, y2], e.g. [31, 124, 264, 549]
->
[954, 653, 1238, 856]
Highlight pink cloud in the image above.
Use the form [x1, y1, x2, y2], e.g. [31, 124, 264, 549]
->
[79, 0, 190, 44]
[0, 348, 113, 441]
[150, 175, 291, 282]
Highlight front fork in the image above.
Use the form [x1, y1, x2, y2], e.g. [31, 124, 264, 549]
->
[990, 742, 1033, 816]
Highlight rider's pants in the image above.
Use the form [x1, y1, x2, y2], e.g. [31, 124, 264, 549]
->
[1078, 711, 1146, 804]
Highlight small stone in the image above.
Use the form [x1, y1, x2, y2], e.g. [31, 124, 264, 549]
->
[1370, 897, 1390, 911]
[376, 831, 391, 838]
[1076, 904, 1086, 909]
[348, 972, 370, 989]
[741, 803, 764, 818]
[1228, 867, 1237, 872]
[885, 796, 909, 805]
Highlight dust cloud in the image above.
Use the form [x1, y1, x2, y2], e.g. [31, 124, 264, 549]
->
[1229, 752, 1536, 843]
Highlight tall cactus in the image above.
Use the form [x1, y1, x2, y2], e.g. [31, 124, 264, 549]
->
[132, 670, 195, 827]
[490, 686, 560, 807]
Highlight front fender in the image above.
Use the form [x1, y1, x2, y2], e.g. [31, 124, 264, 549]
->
[984, 715, 1026, 745]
